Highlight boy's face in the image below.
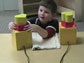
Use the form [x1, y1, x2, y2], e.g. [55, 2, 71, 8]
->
[38, 6, 53, 23]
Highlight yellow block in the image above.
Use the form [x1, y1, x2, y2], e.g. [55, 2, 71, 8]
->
[61, 12, 66, 21]
[15, 14, 27, 24]
[61, 11, 73, 23]
[65, 12, 73, 23]
[12, 30, 32, 50]
[59, 22, 77, 45]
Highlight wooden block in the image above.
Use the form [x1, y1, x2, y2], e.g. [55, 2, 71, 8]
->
[65, 12, 73, 23]
[12, 30, 32, 50]
[15, 14, 27, 24]
[61, 21, 74, 27]
[59, 22, 77, 45]
[61, 12, 66, 21]
[61, 11, 73, 23]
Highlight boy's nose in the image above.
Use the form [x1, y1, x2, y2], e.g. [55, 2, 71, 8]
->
[41, 12, 44, 16]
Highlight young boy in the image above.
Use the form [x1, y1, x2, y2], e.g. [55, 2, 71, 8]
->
[8, 0, 59, 39]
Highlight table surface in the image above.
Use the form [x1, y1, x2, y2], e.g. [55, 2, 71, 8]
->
[0, 32, 84, 63]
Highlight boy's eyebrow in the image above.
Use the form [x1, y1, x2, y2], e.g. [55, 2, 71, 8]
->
[44, 11, 49, 13]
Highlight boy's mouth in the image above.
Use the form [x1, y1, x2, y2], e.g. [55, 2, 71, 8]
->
[40, 17, 45, 19]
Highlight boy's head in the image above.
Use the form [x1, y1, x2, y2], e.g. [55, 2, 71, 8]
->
[38, 0, 57, 23]
[39, 0, 57, 14]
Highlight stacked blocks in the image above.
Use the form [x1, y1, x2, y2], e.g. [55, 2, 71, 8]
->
[12, 14, 32, 50]
[59, 11, 77, 45]
[61, 12, 74, 27]
[15, 14, 27, 31]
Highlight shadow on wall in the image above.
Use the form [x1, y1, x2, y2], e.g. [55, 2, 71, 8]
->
[56, 0, 74, 10]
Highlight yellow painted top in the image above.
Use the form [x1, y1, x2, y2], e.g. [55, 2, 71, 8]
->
[61, 12, 66, 21]
[61, 11, 73, 23]
[15, 14, 27, 24]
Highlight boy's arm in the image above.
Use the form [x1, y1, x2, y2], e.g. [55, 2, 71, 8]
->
[35, 25, 48, 38]
[29, 24, 48, 38]
[29, 24, 55, 39]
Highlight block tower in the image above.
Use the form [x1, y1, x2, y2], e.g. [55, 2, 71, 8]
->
[12, 14, 32, 50]
[59, 11, 77, 45]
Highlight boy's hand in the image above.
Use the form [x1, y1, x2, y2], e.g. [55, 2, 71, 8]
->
[8, 22, 16, 30]
[29, 24, 39, 32]
[24, 23, 39, 32]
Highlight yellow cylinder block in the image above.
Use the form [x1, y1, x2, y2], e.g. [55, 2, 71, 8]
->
[15, 14, 27, 24]
[61, 11, 73, 23]
[61, 12, 66, 21]
[65, 12, 73, 23]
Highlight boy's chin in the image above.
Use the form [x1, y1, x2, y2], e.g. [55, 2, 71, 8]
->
[40, 20, 48, 24]
[39, 18, 48, 23]
[40, 18, 44, 22]
[39, 17, 44, 21]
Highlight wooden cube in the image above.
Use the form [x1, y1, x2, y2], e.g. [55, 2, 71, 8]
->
[59, 22, 77, 45]
[12, 30, 32, 50]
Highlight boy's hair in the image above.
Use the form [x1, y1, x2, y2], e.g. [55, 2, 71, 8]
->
[39, 0, 57, 14]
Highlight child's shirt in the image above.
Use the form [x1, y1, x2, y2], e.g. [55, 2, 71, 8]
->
[28, 17, 59, 38]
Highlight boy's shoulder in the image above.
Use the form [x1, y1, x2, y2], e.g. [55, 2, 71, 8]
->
[47, 19, 59, 33]
[27, 16, 37, 21]
[27, 16, 38, 24]
[48, 19, 58, 24]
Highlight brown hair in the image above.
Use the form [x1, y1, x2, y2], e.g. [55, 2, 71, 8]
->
[39, 0, 57, 14]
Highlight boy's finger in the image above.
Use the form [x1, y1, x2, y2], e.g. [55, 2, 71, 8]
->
[24, 25, 29, 27]
[26, 28, 32, 31]
[24, 28, 28, 30]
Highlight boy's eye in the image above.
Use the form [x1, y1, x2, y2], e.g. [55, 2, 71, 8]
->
[39, 9, 49, 14]
[45, 11, 49, 14]
[40, 9, 43, 12]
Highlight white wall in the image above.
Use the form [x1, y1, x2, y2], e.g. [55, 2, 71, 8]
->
[57, 0, 74, 10]
[56, 0, 75, 18]
[75, 0, 82, 21]
[55, 0, 83, 21]
[82, 0, 84, 21]
[0, 0, 18, 11]
[0, 0, 4, 11]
